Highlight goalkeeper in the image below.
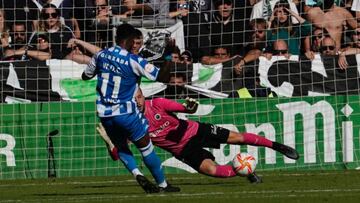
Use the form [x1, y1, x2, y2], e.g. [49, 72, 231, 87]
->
[98, 89, 299, 182]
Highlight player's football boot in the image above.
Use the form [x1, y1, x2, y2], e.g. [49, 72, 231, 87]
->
[159, 183, 181, 193]
[136, 175, 160, 193]
[272, 142, 300, 160]
[247, 172, 263, 184]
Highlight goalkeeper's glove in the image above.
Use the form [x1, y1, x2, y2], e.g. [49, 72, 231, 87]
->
[183, 97, 199, 114]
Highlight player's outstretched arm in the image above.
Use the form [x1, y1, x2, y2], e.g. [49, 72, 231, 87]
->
[183, 97, 199, 114]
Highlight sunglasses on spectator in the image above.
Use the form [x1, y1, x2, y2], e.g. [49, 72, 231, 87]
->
[43, 12, 58, 19]
[272, 49, 288, 55]
[320, 46, 335, 51]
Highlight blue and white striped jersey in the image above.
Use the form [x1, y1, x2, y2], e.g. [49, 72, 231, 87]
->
[84, 45, 160, 117]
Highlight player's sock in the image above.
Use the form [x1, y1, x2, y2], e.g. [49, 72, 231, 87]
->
[242, 133, 273, 148]
[140, 141, 167, 187]
[131, 168, 143, 178]
[214, 165, 237, 178]
[118, 148, 139, 174]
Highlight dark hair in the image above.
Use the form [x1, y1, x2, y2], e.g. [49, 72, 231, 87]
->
[115, 23, 136, 45]
[41, 3, 60, 19]
[249, 18, 267, 30]
[271, 1, 294, 36]
[214, 0, 233, 8]
[134, 28, 143, 39]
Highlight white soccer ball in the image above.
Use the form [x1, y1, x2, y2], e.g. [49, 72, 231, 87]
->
[232, 153, 257, 176]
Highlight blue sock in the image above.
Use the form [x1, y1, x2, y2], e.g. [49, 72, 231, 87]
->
[118, 146, 138, 175]
[139, 141, 166, 185]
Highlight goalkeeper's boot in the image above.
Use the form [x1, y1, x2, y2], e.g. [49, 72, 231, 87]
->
[136, 175, 160, 193]
[272, 142, 300, 160]
[159, 183, 181, 193]
[247, 172, 263, 184]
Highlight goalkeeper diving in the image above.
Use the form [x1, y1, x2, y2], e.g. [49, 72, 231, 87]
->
[97, 89, 299, 184]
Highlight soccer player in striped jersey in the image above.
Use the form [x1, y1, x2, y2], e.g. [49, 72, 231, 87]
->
[98, 89, 299, 183]
[82, 23, 179, 193]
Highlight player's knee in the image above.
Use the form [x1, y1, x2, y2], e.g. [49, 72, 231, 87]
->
[139, 141, 154, 157]
[228, 131, 244, 144]
[199, 160, 217, 176]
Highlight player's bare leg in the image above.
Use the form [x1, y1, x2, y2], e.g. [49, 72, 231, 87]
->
[198, 159, 262, 183]
[226, 131, 299, 160]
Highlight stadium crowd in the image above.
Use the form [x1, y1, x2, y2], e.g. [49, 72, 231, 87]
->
[0, 0, 359, 99]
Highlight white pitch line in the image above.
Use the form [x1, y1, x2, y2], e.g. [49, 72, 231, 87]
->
[1, 188, 360, 203]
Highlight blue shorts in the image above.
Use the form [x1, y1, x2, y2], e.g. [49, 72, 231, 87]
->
[100, 110, 149, 144]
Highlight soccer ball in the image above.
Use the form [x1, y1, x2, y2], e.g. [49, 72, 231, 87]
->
[232, 153, 256, 176]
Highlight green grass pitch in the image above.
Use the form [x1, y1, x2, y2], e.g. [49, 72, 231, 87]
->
[1, 171, 360, 203]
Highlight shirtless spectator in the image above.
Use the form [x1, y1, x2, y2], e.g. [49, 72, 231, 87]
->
[306, 0, 357, 50]
[351, 0, 360, 25]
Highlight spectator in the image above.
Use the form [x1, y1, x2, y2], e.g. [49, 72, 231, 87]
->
[39, 3, 88, 63]
[272, 39, 290, 59]
[267, 1, 311, 55]
[304, 28, 326, 60]
[201, 46, 231, 65]
[168, 0, 189, 19]
[209, 0, 246, 56]
[0, 9, 10, 58]
[338, 28, 360, 69]
[132, 28, 144, 55]
[10, 22, 27, 50]
[250, 0, 300, 23]
[173, 0, 211, 62]
[180, 50, 193, 65]
[306, 0, 357, 50]
[84, 0, 113, 49]
[239, 18, 268, 71]
[320, 36, 337, 56]
[3, 34, 51, 61]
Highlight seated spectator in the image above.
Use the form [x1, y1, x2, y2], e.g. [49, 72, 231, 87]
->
[305, 27, 326, 60]
[250, 0, 299, 23]
[267, 1, 311, 55]
[238, 18, 268, 74]
[272, 39, 290, 59]
[306, 0, 357, 50]
[201, 46, 231, 65]
[180, 50, 193, 65]
[30, 0, 81, 39]
[3, 34, 51, 61]
[10, 22, 27, 50]
[38, 3, 74, 59]
[39, 3, 90, 64]
[320, 36, 337, 56]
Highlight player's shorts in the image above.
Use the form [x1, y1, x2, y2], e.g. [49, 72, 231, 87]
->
[176, 122, 230, 171]
[100, 110, 149, 146]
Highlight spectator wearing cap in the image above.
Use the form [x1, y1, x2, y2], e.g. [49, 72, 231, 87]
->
[181, 50, 193, 65]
